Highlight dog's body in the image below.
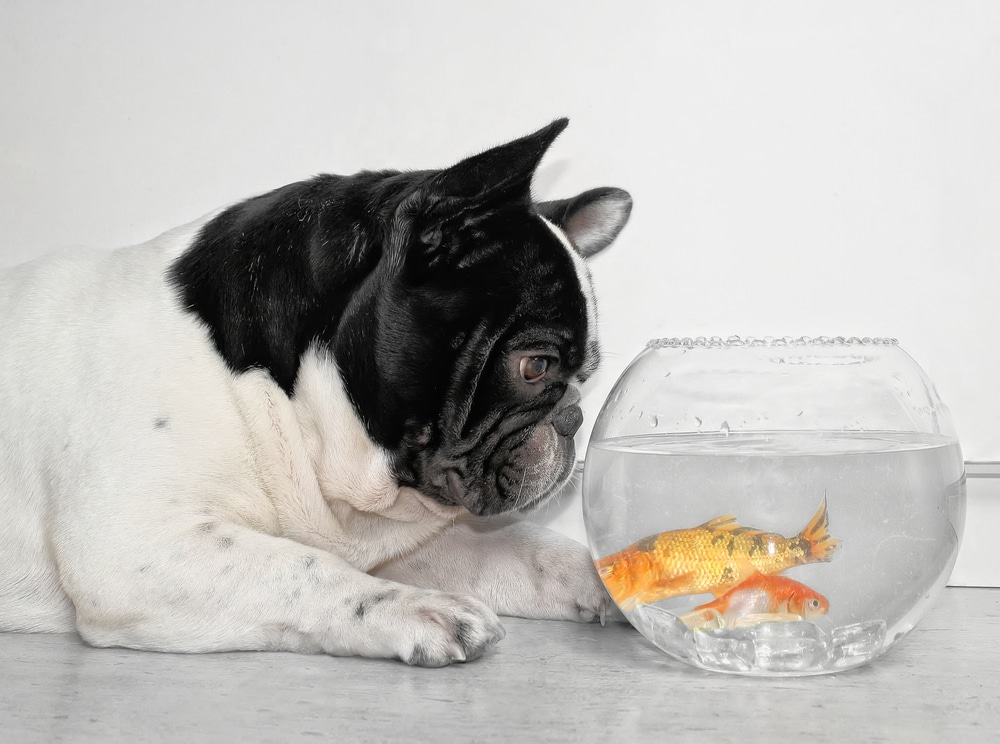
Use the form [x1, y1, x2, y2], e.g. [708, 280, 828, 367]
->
[0, 121, 632, 665]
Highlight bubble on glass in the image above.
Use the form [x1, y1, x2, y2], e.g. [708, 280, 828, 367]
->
[647, 336, 899, 350]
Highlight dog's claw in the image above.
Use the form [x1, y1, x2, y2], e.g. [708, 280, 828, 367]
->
[393, 589, 506, 667]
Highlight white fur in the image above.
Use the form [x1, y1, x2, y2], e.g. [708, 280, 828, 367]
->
[539, 216, 601, 377]
[0, 218, 613, 664]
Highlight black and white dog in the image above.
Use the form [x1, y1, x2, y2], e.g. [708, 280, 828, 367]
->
[0, 119, 631, 665]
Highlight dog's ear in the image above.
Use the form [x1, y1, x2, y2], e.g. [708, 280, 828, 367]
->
[407, 119, 569, 262]
[429, 118, 568, 206]
[536, 187, 633, 259]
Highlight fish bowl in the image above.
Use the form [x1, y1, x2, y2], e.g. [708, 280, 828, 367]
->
[583, 336, 966, 676]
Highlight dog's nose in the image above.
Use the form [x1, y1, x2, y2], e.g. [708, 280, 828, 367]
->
[553, 404, 584, 437]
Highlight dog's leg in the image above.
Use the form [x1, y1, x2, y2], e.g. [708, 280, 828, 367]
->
[61, 522, 505, 666]
[372, 518, 620, 623]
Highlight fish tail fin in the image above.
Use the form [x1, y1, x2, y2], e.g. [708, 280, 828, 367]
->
[800, 497, 841, 562]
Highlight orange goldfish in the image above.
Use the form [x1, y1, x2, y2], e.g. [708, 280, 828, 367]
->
[595, 499, 840, 611]
[692, 572, 829, 621]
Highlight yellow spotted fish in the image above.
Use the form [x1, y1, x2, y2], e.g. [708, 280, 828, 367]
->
[596, 499, 840, 611]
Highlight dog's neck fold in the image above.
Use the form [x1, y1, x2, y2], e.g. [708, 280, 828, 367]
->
[229, 348, 462, 570]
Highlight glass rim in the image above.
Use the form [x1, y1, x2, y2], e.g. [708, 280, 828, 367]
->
[646, 335, 899, 350]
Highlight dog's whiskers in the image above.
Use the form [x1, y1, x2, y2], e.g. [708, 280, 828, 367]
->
[516, 469, 527, 504]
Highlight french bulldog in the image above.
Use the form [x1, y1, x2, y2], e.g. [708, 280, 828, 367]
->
[0, 119, 632, 666]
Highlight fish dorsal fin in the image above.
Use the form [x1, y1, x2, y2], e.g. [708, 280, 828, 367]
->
[708, 585, 730, 599]
[735, 559, 764, 584]
[700, 513, 740, 531]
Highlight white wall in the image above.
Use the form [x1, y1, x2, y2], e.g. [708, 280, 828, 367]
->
[3, 0, 998, 467]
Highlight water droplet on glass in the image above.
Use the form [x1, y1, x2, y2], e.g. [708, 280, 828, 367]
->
[720, 421, 731, 436]
[649, 414, 659, 428]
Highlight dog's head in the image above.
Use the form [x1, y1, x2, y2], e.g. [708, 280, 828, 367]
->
[173, 119, 631, 516]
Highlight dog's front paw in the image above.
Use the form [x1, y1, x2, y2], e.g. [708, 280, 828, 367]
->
[536, 538, 622, 624]
[370, 519, 625, 627]
[389, 588, 506, 667]
[493, 524, 623, 624]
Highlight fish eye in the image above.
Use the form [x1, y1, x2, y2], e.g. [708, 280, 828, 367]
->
[807, 598, 820, 610]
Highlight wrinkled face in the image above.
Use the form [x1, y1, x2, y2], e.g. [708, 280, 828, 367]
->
[371, 211, 601, 516]
[304, 121, 631, 517]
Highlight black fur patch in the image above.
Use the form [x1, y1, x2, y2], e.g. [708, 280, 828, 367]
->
[171, 171, 416, 394]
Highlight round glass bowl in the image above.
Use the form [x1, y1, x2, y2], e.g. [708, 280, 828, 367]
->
[583, 336, 966, 676]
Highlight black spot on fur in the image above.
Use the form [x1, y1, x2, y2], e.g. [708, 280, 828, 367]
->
[153, 417, 170, 430]
[353, 589, 399, 620]
[452, 619, 474, 650]
[404, 644, 435, 667]
[216, 536, 234, 550]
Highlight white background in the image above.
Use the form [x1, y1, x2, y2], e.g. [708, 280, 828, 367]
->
[2, 4, 998, 497]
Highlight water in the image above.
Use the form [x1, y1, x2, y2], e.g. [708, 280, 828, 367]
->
[583, 431, 965, 675]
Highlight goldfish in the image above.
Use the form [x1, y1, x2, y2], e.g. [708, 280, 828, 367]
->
[595, 498, 840, 611]
[682, 572, 830, 629]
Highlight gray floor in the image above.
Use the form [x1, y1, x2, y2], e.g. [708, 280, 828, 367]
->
[2, 587, 998, 743]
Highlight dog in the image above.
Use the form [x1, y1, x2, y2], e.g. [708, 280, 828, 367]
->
[0, 119, 632, 666]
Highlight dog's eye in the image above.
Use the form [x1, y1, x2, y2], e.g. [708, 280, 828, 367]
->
[519, 356, 549, 383]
